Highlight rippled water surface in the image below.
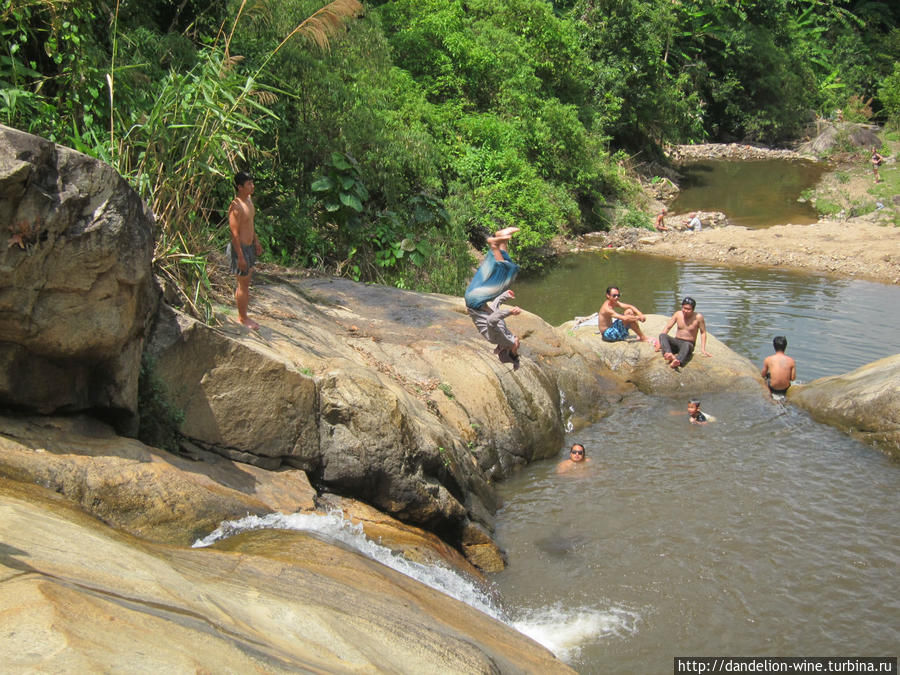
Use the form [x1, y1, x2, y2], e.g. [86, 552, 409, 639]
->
[514, 251, 900, 381]
[494, 393, 899, 673]
[496, 253, 899, 672]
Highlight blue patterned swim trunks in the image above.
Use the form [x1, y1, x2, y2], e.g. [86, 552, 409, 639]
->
[602, 319, 630, 342]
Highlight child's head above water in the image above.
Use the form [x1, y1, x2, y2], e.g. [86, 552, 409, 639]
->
[687, 399, 702, 417]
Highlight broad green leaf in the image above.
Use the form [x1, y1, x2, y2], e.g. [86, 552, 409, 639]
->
[311, 176, 334, 192]
[340, 192, 363, 211]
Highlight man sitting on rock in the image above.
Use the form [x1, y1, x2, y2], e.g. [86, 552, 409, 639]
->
[656, 296, 712, 369]
[598, 286, 651, 343]
[464, 227, 523, 369]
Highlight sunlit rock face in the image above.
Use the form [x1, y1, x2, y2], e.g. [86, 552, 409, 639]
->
[0, 125, 157, 431]
[561, 314, 766, 396]
[789, 354, 900, 457]
[0, 479, 574, 674]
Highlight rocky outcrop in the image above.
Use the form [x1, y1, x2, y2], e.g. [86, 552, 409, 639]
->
[560, 314, 765, 395]
[0, 413, 316, 545]
[797, 122, 881, 156]
[788, 354, 900, 457]
[667, 142, 813, 162]
[0, 125, 157, 431]
[0, 479, 573, 673]
[145, 275, 631, 565]
[0, 413, 490, 577]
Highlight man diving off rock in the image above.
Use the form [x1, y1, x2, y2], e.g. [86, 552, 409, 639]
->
[464, 227, 523, 369]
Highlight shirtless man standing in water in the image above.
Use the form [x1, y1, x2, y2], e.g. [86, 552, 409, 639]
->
[761, 335, 796, 398]
[656, 296, 712, 368]
[227, 171, 263, 330]
[557, 443, 591, 474]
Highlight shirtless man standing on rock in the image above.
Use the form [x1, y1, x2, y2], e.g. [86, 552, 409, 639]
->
[598, 286, 651, 343]
[656, 296, 712, 368]
[227, 171, 264, 330]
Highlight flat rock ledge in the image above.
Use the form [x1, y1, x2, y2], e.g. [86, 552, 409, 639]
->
[788, 354, 900, 458]
[0, 478, 572, 674]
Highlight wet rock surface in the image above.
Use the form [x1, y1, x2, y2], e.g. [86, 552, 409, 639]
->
[789, 354, 900, 458]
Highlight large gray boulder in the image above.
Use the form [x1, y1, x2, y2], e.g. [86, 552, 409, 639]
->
[0, 125, 157, 431]
[145, 275, 630, 568]
[560, 314, 765, 395]
[789, 354, 900, 457]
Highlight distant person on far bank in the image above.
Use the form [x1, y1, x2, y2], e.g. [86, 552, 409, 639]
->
[655, 208, 669, 231]
[687, 212, 702, 232]
[656, 296, 712, 369]
[761, 335, 796, 399]
[227, 171, 263, 330]
[557, 443, 591, 474]
[871, 146, 884, 183]
[598, 286, 651, 343]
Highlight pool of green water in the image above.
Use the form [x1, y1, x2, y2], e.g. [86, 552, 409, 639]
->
[668, 159, 827, 227]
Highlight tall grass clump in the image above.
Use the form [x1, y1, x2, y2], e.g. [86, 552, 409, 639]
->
[107, 0, 363, 320]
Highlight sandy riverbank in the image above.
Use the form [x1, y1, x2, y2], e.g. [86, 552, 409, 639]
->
[622, 217, 900, 285]
[603, 136, 900, 285]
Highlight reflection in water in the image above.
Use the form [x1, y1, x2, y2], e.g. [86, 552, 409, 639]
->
[494, 392, 900, 672]
[514, 252, 900, 381]
[668, 159, 827, 227]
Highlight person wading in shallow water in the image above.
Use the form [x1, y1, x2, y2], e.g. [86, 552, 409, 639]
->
[557, 443, 591, 474]
[761, 335, 796, 399]
[226, 171, 264, 330]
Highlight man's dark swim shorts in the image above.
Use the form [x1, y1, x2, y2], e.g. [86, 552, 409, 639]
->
[226, 242, 256, 277]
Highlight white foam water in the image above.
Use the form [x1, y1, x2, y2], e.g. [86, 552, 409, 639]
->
[193, 511, 639, 662]
[511, 605, 641, 662]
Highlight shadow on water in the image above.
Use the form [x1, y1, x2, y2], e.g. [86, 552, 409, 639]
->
[493, 391, 900, 673]
[668, 159, 828, 227]
[514, 252, 900, 382]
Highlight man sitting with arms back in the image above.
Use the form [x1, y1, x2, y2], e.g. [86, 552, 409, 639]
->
[598, 286, 651, 343]
[656, 296, 712, 369]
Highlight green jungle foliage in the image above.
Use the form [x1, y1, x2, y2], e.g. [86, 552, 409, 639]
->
[2, 0, 898, 318]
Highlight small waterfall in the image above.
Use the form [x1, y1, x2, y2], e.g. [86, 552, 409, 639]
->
[193, 511, 639, 662]
[558, 388, 575, 433]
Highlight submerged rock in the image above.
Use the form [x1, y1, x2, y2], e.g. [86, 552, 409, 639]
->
[788, 354, 900, 457]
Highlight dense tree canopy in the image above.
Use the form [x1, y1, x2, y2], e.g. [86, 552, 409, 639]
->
[2, 0, 898, 314]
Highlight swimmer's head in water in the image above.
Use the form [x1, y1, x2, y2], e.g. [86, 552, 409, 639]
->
[570, 443, 585, 461]
[688, 399, 701, 416]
